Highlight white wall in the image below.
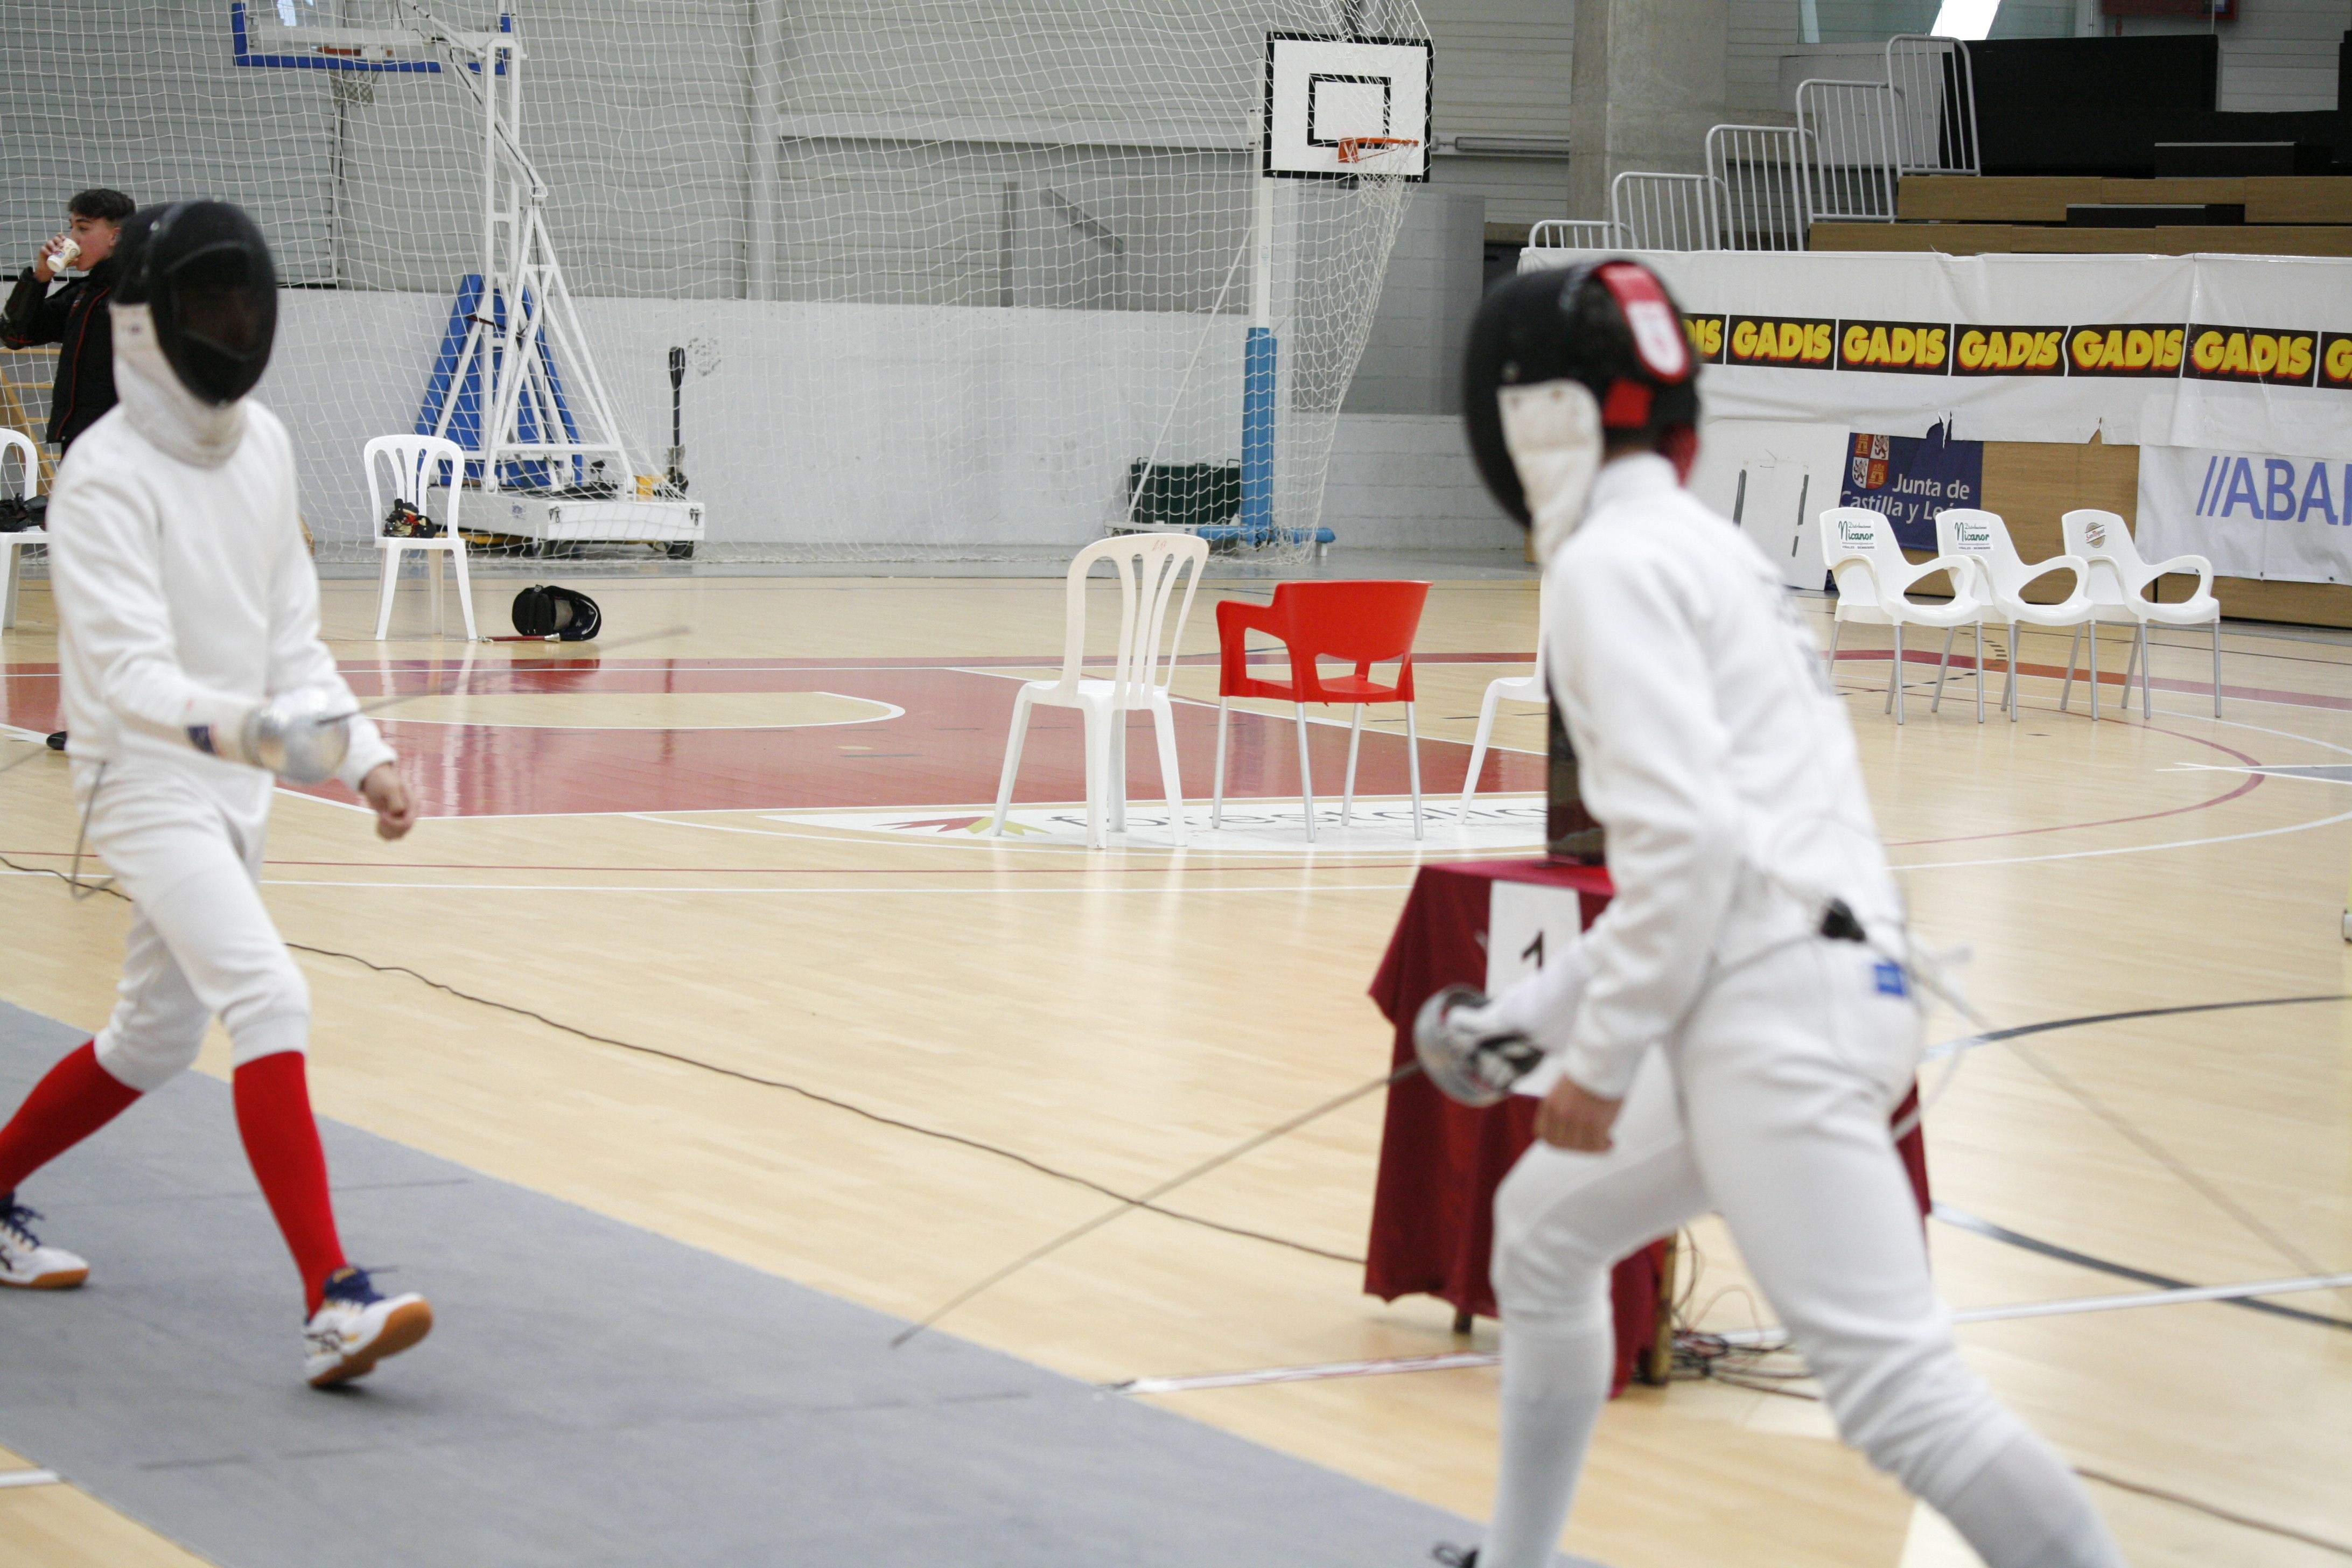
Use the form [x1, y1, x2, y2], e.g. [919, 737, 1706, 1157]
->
[1730, 0, 1810, 120]
[1420, 0, 1574, 226]
[1348, 189, 1487, 415]
[1321, 414, 1518, 549]
[1426, 0, 1576, 137]
[270, 290, 1254, 553]
[8, 1, 1552, 557]
[267, 288, 1512, 555]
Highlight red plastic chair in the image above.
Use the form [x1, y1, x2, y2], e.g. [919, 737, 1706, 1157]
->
[1212, 579, 1431, 841]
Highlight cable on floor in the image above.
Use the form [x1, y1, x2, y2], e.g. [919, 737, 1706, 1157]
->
[1666, 1240, 2352, 1559]
[0, 849, 1369, 1271]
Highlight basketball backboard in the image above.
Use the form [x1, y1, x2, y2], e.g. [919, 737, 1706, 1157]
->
[1262, 32, 1432, 182]
[227, 1, 481, 72]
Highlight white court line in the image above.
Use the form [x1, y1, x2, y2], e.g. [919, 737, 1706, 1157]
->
[953, 664, 1550, 737]
[1114, 1352, 1499, 1396]
[1892, 806, 2352, 873]
[1893, 704, 2352, 872]
[376, 694, 908, 730]
[1113, 1272, 2352, 1395]
[18, 807, 2344, 892]
[19, 689, 2350, 873]
[1711, 1271, 2352, 1349]
[2164, 762, 2352, 782]
[628, 803, 1545, 861]
[0, 868, 1415, 896]
[389, 702, 2352, 852]
[0, 1470, 60, 1490]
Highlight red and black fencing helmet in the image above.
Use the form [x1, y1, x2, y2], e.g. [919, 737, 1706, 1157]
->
[1462, 258, 1702, 527]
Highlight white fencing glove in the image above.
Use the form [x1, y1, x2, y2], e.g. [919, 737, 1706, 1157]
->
[1496, 379, 1604, 568]
[189, 689, 353, 783]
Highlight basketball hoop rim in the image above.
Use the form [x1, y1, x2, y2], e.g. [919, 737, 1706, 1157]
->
[1335, 135, 1421, 165]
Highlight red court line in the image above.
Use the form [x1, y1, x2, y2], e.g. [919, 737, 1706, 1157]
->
[1886, 727, 2266, 849]
[0, 660, 1549, 817]
[11, 643, 2350, 704]
[1834, 648, 2352, 713]
[2, 653, 1542, 678]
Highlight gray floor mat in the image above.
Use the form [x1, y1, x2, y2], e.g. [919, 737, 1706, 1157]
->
[0, 998, 1519, 1567]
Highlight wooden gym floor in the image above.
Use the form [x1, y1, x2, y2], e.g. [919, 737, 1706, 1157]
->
[1, 565, 2347, 1567]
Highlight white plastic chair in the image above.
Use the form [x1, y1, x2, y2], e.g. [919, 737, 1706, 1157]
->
[0, 430, 41, 631]
[1819, 506, 1989, 725]
[1461, 585, 1546, 809]
[2062, 509, 2223, 719]
[365, 434, 477, 641]
[1934, 509, 2099, 722]
[990, 534, 1207, 850]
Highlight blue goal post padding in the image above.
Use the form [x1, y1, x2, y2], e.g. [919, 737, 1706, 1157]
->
[1195, 524, 1335, 547]
[415, 274, 583, 491]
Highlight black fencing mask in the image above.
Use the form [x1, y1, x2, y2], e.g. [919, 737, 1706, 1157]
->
[1462, 259, 1701, 537]
[115, 201, 279, 406]
[512, 584, 602, 641]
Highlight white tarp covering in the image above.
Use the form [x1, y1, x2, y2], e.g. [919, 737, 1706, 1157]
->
[1518, 248, 2352, 456]
[2138, 446, 2352, 584]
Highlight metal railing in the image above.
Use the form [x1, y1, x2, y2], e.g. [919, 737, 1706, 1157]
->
[1608, 172, 1724, 251]
[1795, 79, 1900, 224]
[1528, 218, 1630, 250]
[1705, 125, 1811, 251]
[1886, 34, 1979, 177]
[1580, 35, 1973, 259]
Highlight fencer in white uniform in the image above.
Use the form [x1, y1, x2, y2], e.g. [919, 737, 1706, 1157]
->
[1428, 261, 2127, 1567]
[0, 200, 432, 1388]
[56, 312, 396, 1086]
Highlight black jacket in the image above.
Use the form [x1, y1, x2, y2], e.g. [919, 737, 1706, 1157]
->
[2, 256, 118, 452]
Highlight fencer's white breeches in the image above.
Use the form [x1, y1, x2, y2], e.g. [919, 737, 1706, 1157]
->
[75, 763, 309, 1093]
[1486, 940, 2124, 1567]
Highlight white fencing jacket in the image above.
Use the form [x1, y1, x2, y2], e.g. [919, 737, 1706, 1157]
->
[47, 320, 391, 795]
[1489, 453, 1903, 1101]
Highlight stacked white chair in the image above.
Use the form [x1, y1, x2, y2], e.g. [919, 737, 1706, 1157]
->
[0, 430, 43, 631]
[1818, 506, 1988, 724]
[1460, 584, 1546, 810]
[1934, 508, 2099, 720]
[365, 433, 477, 641]
[990, 533, 1207, 850]
[2062, 509, 2223, 718]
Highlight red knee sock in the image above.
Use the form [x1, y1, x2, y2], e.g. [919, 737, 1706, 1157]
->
[232, 1052, 348, 1314]
[0, 1042, 143, 1200]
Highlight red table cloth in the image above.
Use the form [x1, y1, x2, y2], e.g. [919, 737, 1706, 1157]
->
[1366, 858, 1930, 1396]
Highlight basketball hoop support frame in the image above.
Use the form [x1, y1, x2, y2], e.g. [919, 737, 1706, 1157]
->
[422, 9, 642, 498]
[239, 2, 650, 501]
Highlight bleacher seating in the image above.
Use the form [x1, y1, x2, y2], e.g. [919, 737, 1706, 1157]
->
[1521, 34, 2352, 263]
[1896, 177, 2352, 225]
[1813, 174, 2352, 257]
